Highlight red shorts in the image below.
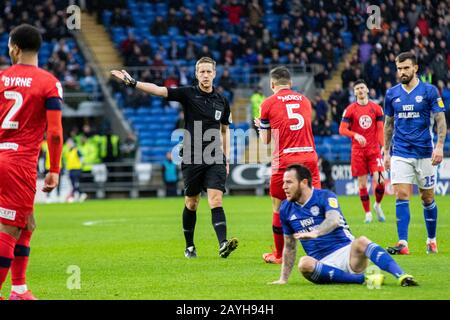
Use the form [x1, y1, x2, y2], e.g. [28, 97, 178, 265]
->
[0, 163, 36, 228]
[351, 148, 384, 177]
[270, 160, 321, 200]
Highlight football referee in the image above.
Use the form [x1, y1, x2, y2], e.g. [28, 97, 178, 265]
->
[111, 57, 238, 259]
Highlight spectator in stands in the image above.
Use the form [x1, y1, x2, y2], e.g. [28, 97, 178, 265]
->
[222, 0, 244, 34]
[369, 88, 382, 105]
[273, 0, 287, 15]
[222, 49, 235, 66]
[314, 94, 328, 126]
[80, 65, 99, 95]
[244, 47, 258, 66]
[151, 15, 168, 36]
[162, 152, 179, 197]
[250, 86, 265, 130]
[120, 133, 137, 160]
[407, 3, 420, 30]
[65, 138, 87, 203]
[167, 8, 180, 28]
[120, 32, 137, 57]
[139, 38, 153, 58]
[110, 7, 131, 27]
[177, 66, 192, 86]
[318, 155, 335, 192]
[218, 68, 236, 103]
[430, 54, 447, 83]
[100, 129, 120, 163]
[420, 66, 433, 84]
[318, 119, 332, 137]
[329, 84, 348, 124]
[204, 29, 219, 52]
[359, 34, 372, 65]
[210, 0, 224, 18]
[181, 11, 197, 36]
[341, 61, 356, 89]
[126, 88, 148, 108]
[198, 45, 213, 60]
[416, 13, 430, 37]
[184, 40, 197, 61]
[248, 0, 264, 28]
[168, 0, 183, 10]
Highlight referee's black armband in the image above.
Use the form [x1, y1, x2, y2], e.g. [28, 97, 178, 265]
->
[123, 73, 137, 88]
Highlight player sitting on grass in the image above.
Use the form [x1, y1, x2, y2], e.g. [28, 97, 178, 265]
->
[270, 164, 418, 287]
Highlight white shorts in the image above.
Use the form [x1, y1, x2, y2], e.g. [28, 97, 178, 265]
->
[390, 156, 437, 189]
[320, 243, 361, 274]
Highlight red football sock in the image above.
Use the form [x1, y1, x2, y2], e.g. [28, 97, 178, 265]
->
[0, 232, 17, 290]
[272, 212, 283, 258]
[359, 188, 371, 213]
[375, 183, 385, 204]
[11, 230, 32, 286]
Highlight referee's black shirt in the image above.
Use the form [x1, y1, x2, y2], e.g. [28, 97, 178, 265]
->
[167, 85, 232, 164]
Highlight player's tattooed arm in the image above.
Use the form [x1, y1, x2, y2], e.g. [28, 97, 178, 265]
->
[384, 115, 394, 153]
[280, 235, 297, 281]
[432, 112, 447, 166]
[435, 112, 447, 146]
[277, 235, 297, 283]
[315, 210, 341, 236]
[294, 210, 341, 240]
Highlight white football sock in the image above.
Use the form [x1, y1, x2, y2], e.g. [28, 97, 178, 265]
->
[12, 284, 27, 294]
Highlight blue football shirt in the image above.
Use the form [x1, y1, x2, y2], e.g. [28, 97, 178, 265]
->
[384, 80, 445, 158]
[279, 189, 354, 260]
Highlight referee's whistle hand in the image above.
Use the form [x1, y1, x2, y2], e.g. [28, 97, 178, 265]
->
[110, 70, 126, 81]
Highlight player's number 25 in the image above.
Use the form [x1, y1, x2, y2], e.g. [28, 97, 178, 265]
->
[2, 91, 23, 129]
[286, 103, 305, 131]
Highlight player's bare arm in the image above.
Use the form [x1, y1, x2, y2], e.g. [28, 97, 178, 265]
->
[432, 112, 447, 166]
[383, 115, 394, 170]
[270, 235, 297, 284]
[110, 69, 168, 97]
[294, 210, 340, 240]
[43, 110, 63, 192]
[339, 121, 366, 146]
[256, 118, 271, 144]
[221, 124, 230, 174]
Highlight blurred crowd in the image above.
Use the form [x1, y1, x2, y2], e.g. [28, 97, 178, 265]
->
[0, 0, 99, 96]
[99, 0, 449, 136]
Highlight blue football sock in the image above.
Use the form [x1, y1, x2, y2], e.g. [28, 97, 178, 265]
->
[365, 242, 404, 278]
[309, 262, 365, 284]
[423, 200, 437, 239]
[396, 200, 410, 242]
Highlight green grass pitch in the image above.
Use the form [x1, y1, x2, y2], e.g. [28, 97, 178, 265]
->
[7, 195, 450, 300]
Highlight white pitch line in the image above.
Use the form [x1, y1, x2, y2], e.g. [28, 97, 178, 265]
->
[82, 219, 128, 226]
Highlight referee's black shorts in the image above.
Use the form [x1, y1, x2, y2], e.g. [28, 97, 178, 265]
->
[181, 163, 227, 196]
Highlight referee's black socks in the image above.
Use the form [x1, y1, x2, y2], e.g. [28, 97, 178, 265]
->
[183, 206, 197, 248]
[211, 207, 227, 246]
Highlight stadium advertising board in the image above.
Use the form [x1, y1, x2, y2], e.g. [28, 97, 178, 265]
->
[228, 159, 450, 196]
[332, 158, 450, 196]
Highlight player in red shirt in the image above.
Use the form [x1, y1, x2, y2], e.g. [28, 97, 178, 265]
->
[255, 66, 321, 264]
[0, 24, 63, 300]
[339, 79, 385, 223]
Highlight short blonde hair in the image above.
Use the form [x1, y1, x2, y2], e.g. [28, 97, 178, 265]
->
[195, 56, 216, 71]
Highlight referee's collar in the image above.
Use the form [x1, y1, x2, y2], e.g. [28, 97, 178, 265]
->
[196, 85, 216, 96]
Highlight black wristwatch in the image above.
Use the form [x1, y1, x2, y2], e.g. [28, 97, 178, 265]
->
[123, 72, 137, 88]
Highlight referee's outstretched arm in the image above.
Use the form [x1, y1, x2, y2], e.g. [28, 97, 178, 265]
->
[111, 69, 168, 98]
